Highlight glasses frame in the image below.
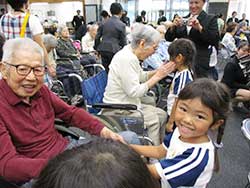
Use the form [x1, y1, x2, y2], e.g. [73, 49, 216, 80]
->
[3, 62, 46, 77]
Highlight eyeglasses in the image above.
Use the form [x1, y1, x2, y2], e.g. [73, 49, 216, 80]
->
[4, 62, 45, 76]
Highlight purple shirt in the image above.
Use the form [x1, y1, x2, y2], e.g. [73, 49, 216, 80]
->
[0, 79, 104, 183]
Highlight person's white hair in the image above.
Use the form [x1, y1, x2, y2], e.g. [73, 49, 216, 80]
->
[131, 23, 161, 49]
[57, 24, 67, 36]
[43, 34, 57, 49]
[2, 38, 44, 65]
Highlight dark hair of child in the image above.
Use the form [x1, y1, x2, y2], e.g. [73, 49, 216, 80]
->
[178, 78, 231, 172]
[32, 138, 160, 188]
[168, 38, 197, 70]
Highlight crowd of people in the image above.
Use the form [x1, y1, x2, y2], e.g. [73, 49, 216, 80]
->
[0, 0, 249, 188]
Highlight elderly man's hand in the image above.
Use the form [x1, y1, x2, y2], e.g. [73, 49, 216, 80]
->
[100, 127, 126, 144]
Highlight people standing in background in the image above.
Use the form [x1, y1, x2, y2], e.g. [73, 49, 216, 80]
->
[0, 0, 56, 77]
[72, 10, 85, 32]
[165, 0, 220, 78]
[217, 13, 225, 38]
[100, 10, 110, 24]
[0, 8, 5, 19]
[239, 13, 249, 26]
[157, 10, 167, 25]
[94, 3, 127, 73]
[121, 10, 130, 26]
[140, 10, 147, 24]
[227, 11, 239, 24]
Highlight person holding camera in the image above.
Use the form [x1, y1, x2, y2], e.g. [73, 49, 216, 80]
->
[165, 0, 219, 79]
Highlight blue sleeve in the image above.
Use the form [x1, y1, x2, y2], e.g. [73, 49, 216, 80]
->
[163, 131, 174, 148]
[159, 148, 209, 188]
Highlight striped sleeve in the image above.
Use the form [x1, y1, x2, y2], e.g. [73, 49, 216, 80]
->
[173, 70, 193, 95]
[155, 147, 210, 188]
[162, 131, 174, 149]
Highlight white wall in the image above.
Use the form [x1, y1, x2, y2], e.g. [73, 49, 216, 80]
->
[30, 2, 83, 25]
[227, 0, 250, 19]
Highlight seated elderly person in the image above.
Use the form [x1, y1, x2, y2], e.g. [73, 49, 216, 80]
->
[56, 25, 80, 60]
[102, 24, 176, 145]
[81, 24, 98, 53]
[0, 38, 126, 187]
[56, 25, 95, 66]
[143, 25, 171, 70]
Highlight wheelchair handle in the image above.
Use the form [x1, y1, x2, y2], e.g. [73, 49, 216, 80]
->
[92, 103, 138, 110]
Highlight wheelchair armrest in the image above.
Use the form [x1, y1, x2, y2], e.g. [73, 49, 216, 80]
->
[55, 118, 69, 126]
[92, 103, 138, 110]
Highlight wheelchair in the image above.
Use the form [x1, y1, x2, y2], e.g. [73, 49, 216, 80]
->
[52, 62, 154, 145]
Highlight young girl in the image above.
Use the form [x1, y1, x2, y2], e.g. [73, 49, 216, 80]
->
[166, 38, 196, 131]
[131, 78, 231, 188]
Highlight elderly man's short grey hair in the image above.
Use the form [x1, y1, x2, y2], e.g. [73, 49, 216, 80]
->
[43, 34, 57, 49]
[131, 23, 161, 49]
[2, 38, 44, 65]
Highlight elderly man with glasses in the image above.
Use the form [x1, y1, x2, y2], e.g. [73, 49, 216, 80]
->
[0, 38, 126, 187]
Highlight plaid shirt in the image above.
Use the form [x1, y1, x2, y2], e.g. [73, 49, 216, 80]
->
[0, 13, 32, 39]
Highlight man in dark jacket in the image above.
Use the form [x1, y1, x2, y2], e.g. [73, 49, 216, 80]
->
[72, 10, 85, 31]
[94, 3, 127, 72]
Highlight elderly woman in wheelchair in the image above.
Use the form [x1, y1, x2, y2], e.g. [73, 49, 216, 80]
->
[56, 25, 96, 66]
[102, 23, 176, 145]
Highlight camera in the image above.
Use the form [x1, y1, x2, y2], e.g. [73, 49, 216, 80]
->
[182, 18, 189, 25]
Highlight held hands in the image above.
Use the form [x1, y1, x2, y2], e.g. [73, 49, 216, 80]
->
[100, 127, 126, 144]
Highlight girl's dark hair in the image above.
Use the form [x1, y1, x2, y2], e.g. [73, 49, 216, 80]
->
[7, 0, 28, 11]
[168, 38, 196, 68]
[33, 138, 159, 188]
[101, 10, 109, 18]
[178, 78, 231, 172]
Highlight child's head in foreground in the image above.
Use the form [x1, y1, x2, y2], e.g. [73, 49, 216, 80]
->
[32, 138, 159, 188]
